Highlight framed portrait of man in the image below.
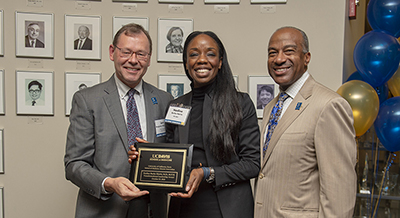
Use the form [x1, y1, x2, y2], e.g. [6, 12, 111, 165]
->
[157, 18, 193, 63]
[0, 70, 4, 115]
[112, 16, 149, 38]
[16, 70, 53, 115]
[65, 15, 101, 60]
[65, 72, 101, 115]
[0, 129, 3, 174]
[0, 10, 3, 56]
[158, 74, 191, 98]
[15, 11, 54, 58]
[248, 75, 278, 118]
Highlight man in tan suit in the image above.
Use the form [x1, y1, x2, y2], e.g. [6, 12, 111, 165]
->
[254, 26, 357, 217]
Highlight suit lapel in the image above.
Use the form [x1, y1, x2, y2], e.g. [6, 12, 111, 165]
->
[261, 77, 315, 168]
[142, 81, 156, 142]
[103, 76, 129, 151]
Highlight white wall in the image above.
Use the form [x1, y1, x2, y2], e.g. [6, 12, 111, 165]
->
[0, 0, 364, 217]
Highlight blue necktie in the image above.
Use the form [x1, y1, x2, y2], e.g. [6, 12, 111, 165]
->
[263, 92, 289, 157]
[127, 89, 143, 147]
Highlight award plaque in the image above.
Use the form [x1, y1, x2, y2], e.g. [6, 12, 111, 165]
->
[130, 142, 193, 192]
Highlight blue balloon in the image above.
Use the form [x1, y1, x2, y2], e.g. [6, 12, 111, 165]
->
[353, 30, 400, 87]
[374, 96, 400, 152]
[375, 83, 389, 104]
[367, 0, 400, 38]
[346, 71, 389, 104]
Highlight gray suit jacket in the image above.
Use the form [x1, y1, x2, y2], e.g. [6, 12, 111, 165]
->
[64, 75, 173, 218]
[254, 76, 357, 218]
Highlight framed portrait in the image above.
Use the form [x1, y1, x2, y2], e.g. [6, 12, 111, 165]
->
[15, 11, 54, 58]
[205, 0, 239, 3]
[113, 16, 149, 37]
[248, 76, 279, 118]
[0, 129, 3, 174]
[113, 0, 148, 2]
[157, 18, 193, 63]
[0, 10, 3, 56]
[65, 72, 101, 115]
[16, 70, 53, 115]
[158, 74, 191, 99]
[251, 0, 286, 3]
[0, 70, 4, 114]
[65, 14, 101, 60]
[159, 0, 193, 3]
[0, 187, 3, 218]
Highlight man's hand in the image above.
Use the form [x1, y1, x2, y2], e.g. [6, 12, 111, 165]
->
[169, 168, 204, 198]
[128, 138, 148, 164]
[104, 177, 149, 201]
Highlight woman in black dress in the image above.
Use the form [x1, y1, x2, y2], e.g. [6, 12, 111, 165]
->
[166, 31, 260, 218]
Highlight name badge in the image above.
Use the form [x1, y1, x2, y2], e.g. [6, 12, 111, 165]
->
[165, 104, 191, 126]
[155, 119, 166, 137]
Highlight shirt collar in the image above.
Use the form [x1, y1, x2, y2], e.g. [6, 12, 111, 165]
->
[114, 74, 143, 98]
[281, 71, 309, 99]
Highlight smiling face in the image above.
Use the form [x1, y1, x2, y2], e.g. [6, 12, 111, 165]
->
[259, 89, 272, 104]
[267, 28, 311, 90]
[109, 32, 151, 88]
[170, 29, 183, 47]
[29, 84, 42, 100]
[28, 24, 40, 40]
[185, 34, 222, 88]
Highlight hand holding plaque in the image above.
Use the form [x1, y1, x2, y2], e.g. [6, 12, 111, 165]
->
[129, 142, 193, 192]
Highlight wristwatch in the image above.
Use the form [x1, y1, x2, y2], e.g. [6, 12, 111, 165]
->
[206, 167, 215, 183]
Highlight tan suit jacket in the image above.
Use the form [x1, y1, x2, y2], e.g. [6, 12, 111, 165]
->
[254, 76, 357, 218]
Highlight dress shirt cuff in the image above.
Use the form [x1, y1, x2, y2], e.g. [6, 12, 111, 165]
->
[101, 177, 113, 194]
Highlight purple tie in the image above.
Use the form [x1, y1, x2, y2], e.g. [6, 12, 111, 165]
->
[263, 92, 289, 157]
[127, 89, 143, 147]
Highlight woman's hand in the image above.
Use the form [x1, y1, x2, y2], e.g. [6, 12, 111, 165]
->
[169, 168, 204, 198]
[128, 138, 149, 164]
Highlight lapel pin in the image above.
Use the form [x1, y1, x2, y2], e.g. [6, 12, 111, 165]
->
[151, 97, 158, 104]
[295, 102, 302, 110]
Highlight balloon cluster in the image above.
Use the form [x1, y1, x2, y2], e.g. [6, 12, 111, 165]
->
[337, 0, 400, 151]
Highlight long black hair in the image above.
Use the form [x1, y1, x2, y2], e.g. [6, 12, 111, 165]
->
[183, 31, 242, 163]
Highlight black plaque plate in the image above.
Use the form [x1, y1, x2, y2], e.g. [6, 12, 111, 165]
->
[130, 142, 193, 192]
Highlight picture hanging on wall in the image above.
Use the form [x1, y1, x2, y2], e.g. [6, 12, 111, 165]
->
[158, 74, 191, 99]
[0, 187, 3, 218]
[157, 18, 193, 63]
[65, 14, 101, 60]
[0, 129, 3, 174]
[16, 70, 53, 115]
[112, 16, 149, 38]
[112, 0, 148, 2]
[159, 0, 193, 4]
[65, 72, 101, 115]
[0, 10, 3, 56]
[248, 75, 279, 118]
[204, 0, 239, 3]
[250, 0, 286, 3]
[15, 11, 54, 58]
[0, 69, 4, 114]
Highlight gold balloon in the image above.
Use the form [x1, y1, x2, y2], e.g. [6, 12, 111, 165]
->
[387, 64, 400, 97]
[337, 80, 380, 136]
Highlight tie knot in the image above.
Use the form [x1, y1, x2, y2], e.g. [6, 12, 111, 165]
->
[279, 92, 289, 102]
[128, 89, 137, 97]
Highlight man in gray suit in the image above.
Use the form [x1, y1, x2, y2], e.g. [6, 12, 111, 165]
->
[64, 24, 173, 218]
[254, 27, 357, 217]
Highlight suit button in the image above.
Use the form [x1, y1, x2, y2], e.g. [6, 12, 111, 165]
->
[259, 173, 264, 179]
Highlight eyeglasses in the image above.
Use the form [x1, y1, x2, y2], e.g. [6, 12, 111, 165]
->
[29, 89, 41, 94]
[114, 45, 150, 61]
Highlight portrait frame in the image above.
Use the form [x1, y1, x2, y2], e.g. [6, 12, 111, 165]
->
[112, 16, 149, 38]
[15, 11, 54, 58]
[16, 70, 53, 115]
[250, 0, 286, 3]
[248, 75, 279, 118]
[0, 129, 3, 174]
[65, 72, 101, 116]
[0, 70, 4, 115]
[157, 18, 193, 63]
[0, 187, 3, 218]
[0, 10, 3, 56]
[158, 74, 191, 99]
[65, 14, 101, 60]
[204, 0, 239, 3]
[159, 0, 194, 4]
